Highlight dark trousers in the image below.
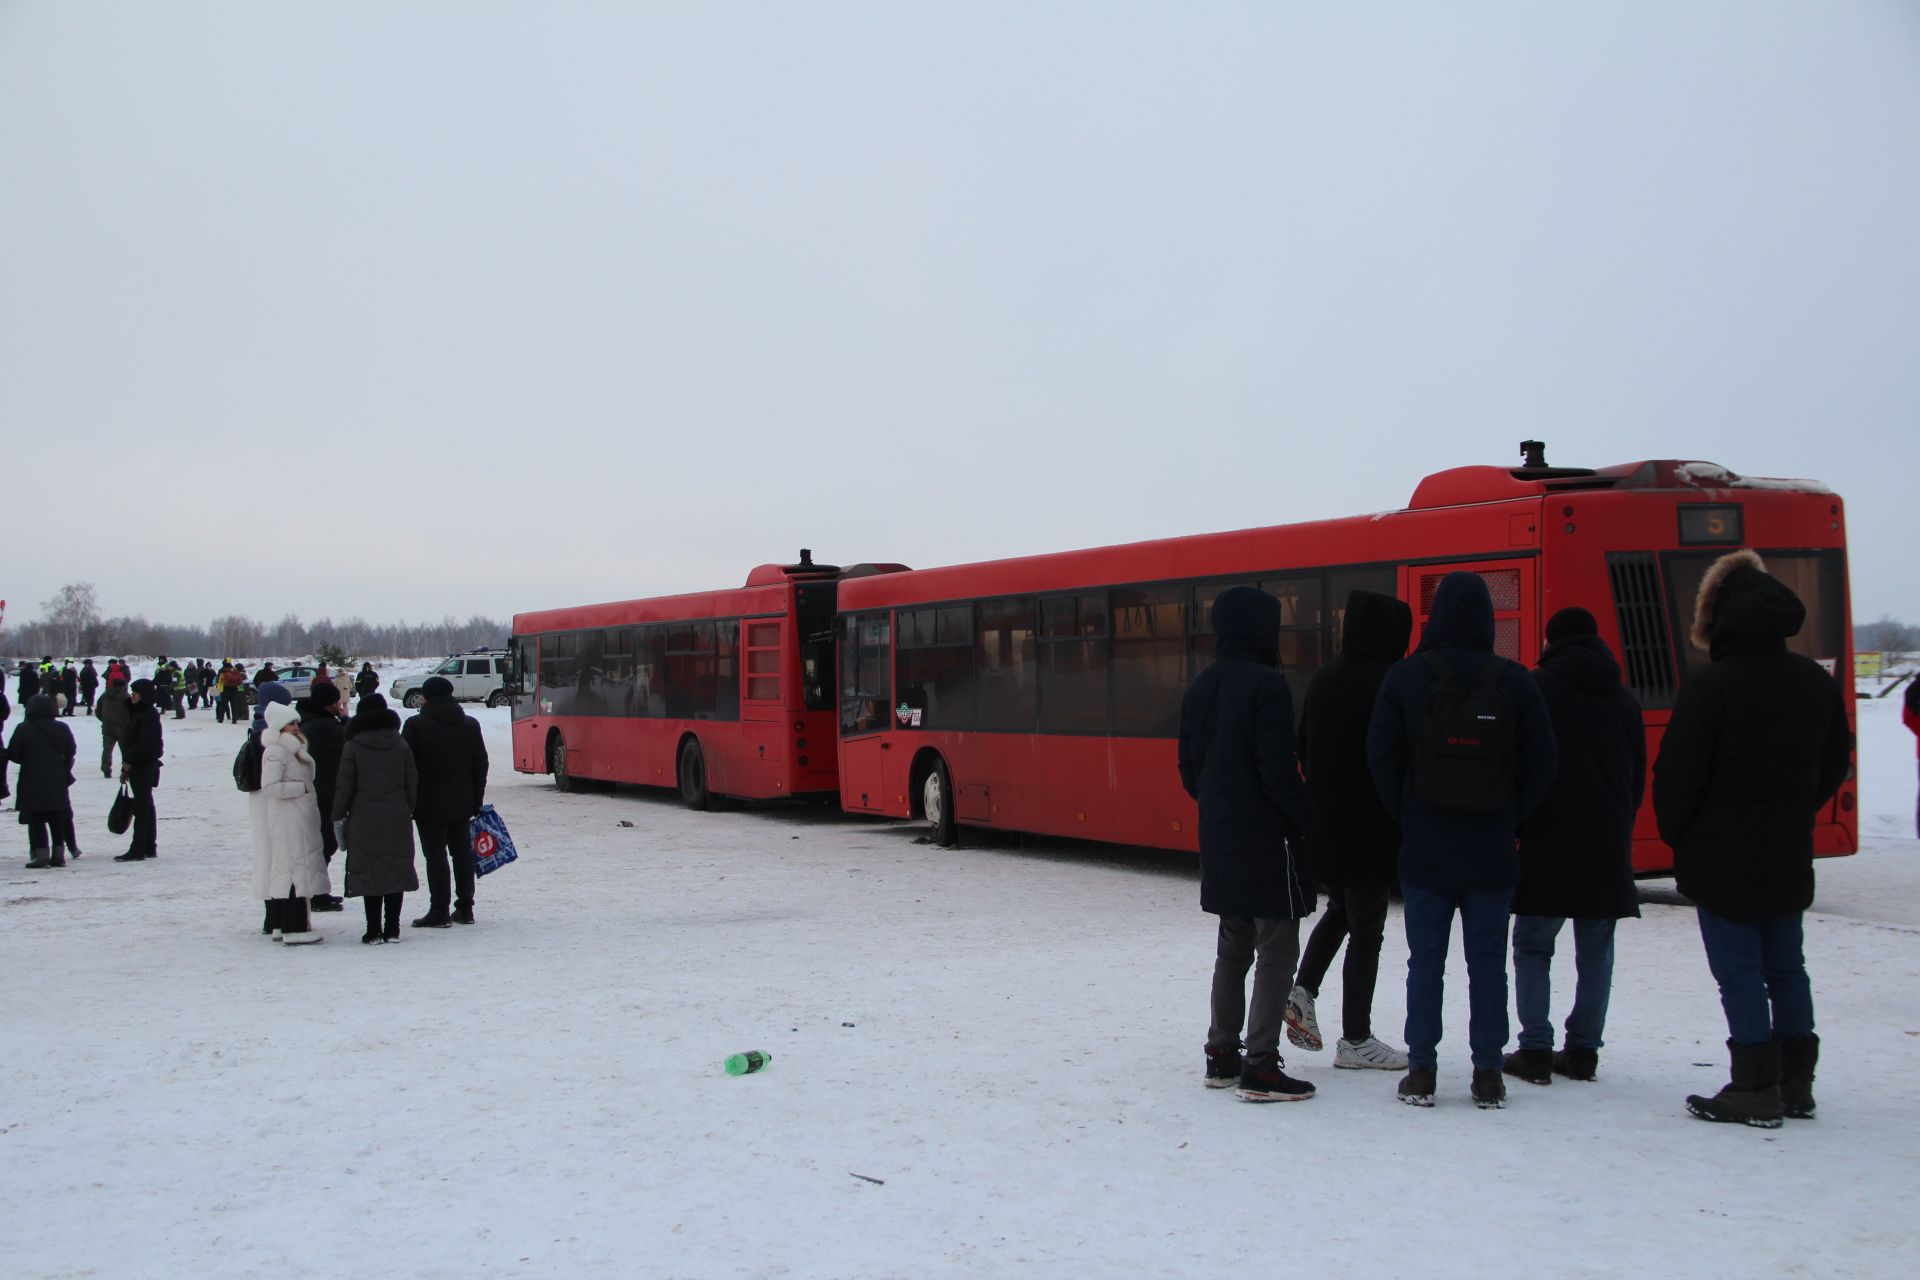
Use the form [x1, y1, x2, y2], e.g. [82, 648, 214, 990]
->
[417, 817, 476, 913]
[1513, 915, 1616, 1051]
[265, 888, 311, 934]
[1697, 908, 1814, 1045]
[127, 776, 157, 855]
[316, 787, 338, 860]
[81, 689, 95, 713]
[26, 814, 56, 854]
[1207, 915, 1302, 1060]
[219, 690, 243, 723]
[1403, 881, 1513, 1072]
[363, 893, 403, 936]
[100, 730, 120, 775]
[1296, 882, 1392, 1043]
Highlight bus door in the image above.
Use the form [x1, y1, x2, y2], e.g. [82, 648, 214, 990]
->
[838, 612, 893, 811]
[1401, 558, 1539, 666]
[740, 619, 787, 791]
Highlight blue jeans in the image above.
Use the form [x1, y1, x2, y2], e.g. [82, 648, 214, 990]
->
[1403, 882, 1513, 1071]
[1696, 909, 1815, 1046]
[1512, 915, 1615, 1052]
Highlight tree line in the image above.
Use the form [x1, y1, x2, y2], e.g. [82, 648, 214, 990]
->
[3, 583, 506, 663]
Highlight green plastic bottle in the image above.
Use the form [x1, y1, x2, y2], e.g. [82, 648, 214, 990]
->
[724, 1050, 771, 1076]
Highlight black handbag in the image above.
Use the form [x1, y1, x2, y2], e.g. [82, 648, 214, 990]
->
[108, 784, 134, 835]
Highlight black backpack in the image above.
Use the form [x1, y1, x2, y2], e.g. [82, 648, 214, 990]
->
[233, 730, 264, 793]
[1412, 652, 1518, 816]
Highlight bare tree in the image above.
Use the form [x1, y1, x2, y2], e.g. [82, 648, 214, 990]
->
[41, 582, 101, 656]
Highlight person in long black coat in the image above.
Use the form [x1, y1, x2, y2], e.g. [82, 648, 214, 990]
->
[1655, 550, 1851, 1127]
[17, 661, 40, 703]
[1177, 586, 1317, 1101]
[401, 676, 489, 927]
[334, 695, 419, 943]
[0, 681, 11, 806]
[7, 695, 76, 867]
[114, 680, 164, 861]
[1504, 607, 1646, 1087]
[1287, 589, 1412, 1070]
[298, 683, 349, 911]
[78, 659, 99, 715]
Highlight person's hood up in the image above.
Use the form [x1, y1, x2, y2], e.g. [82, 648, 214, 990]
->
[1691, 549, 1805, 656]
[347, 707, 403, 741]
[25, 694, 56, 719]
[129, 678, 156, 701]
[1538, 633, 1623, 694]
[420, 696, 469, 727]
[1340, 590, 1413, 662]
[1416, 571, 1496, 652]
[1211, 586, 1281, 667]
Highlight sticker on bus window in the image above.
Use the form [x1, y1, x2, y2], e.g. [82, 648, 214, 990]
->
[896, 702, 912, 725]
[910, 709, 923, 728]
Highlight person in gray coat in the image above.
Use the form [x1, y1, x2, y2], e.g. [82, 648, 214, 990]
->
[332, 694, 420, 944]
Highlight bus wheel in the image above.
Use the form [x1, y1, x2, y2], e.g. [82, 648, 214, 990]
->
[549, 736, 578, 793]
[678, 739, 710, 811]
[923, 757, 958, 848]
[404, 690, 426, 710]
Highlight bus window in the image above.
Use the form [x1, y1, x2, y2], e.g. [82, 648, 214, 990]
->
[974, 598, 1037, 730]
[1665, 550, 1848, 685]
[840, 613, 892, 735]
[1111, 586, 1187, 737]
[897, 605, 974, 728]
[796, 582, 838, 711]
[1039, 595, 1107, 734]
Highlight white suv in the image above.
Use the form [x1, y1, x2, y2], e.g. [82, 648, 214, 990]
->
[390, 651, 514, 709]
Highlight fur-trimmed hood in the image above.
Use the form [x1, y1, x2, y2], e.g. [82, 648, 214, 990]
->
[1690, 548, 1805, 653]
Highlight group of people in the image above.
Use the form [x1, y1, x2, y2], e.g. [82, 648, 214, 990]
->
[4, 667, 164, 865]
[247, 675, 489, 947]
[1182, 548, 1853, 1129]
[12, 656, 104, 717]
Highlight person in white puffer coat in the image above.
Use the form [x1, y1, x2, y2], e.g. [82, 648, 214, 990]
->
[255, 700, 331, 945]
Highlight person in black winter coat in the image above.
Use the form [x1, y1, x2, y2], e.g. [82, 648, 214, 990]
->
[17, 662, 40, 703]
[58, 663, 79, 717]
[79, 659, 99, 715]
[401, 676, 490, 927]
[114, 680, 165, 861]
[8, 695, 77, 867]
[1177, 586, 1318, 1102]
[1655, 550, 1851, 1128]
[298, 683, 349, 911]
[1367, 571, 1557, 1109]
[354, 662, 379, 701]
[0, 682, 11, 806]
[1503, 607, 1646, 1088]
[1287, 589, 1413, 1071]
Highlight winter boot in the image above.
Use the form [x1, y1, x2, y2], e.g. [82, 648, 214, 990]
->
[1471, 1068, 1507, 1109]
[112, 850, 146, 862]
[24, 845, 51, 870]
[1237, 1055, 1315, 1102]
[362, 930, 384, 945]
[450, 906, 475, 926]
[1335, 1037, 1410, 1070]
[412, 911, 452, 929]
[1779, 1034, 1819, 1120]
[1398, 1067, 1437, 1107]
[1283, 985, 1323, 1052]
[1502, 1048, 1553, 1086]
[1552, 1047, 1599, 1082]
[47, 842, 67, 868]
[1686, 1040, 1784, 1129]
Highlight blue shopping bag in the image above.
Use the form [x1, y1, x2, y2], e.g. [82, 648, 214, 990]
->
[470, 804, 519, 876]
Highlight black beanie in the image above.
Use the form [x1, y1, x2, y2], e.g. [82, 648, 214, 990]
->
[130, 678, 156, 699]
[422, 676, 455, 699]
[308, 683, 341, 709]
[1545, 607, 1600, 643]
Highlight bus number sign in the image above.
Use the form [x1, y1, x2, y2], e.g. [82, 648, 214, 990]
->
[1677, 504, 1743, 546]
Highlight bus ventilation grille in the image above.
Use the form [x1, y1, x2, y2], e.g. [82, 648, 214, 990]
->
[1607, 552, 1676, 709]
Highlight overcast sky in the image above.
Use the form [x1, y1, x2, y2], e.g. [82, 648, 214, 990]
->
[3, 1, 1915, 633]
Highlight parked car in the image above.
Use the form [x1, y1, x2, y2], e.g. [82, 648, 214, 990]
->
[390, 650, 514, 709]
[237, 663, 319, 705]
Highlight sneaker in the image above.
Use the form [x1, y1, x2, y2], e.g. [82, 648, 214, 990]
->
[1503, 1048, 1553, 1086]
[1552, 1048, 1598, 1082]
[1283, 985, 1323, 1052]
[1204, 1045, 1245, 1089]
[361, 931, 384, 945]
[1237, 1056, 1315, 1102]
[1335, 1037, 1410, 1071]
[1471, 1068, 1507, 1109]
[1398, 1067, 1437, 1107]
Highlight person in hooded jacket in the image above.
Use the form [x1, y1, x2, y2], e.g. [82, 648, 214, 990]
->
[298, 684, 349, 911]
[1904, 677, 1920, 839]
[334, 694, 419, 944]
[255, 701, 330, 944]
[246, 683, 295, 926]
[114, 679, 164, 861]
[1367, 571, 1557, 1110]
[354, 662, 379, 702]
[1656, 550, 1851, 1128]
[8, 695, 77, 867]
[17, 661, 40, 703]
[79, 659, 99, 715]
[403, 675, 490, 927]
[0, 680, 11, 807]
[1284, 589, 1414, 1072]
[1502, 607, 1645, 1088]
[57, 662, 78, 717]
[1178, 586, 1318, 1102]
[96, 677, 130, 779]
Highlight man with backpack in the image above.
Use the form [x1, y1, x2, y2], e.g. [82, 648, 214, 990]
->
[1367, 571, 1557, 1109]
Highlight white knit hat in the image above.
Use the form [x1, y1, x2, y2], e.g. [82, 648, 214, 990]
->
[263, 701, 302, 734]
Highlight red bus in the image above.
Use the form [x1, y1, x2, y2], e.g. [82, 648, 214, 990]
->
[833, 453, 1855, 872]
[509, 552, 901, 806]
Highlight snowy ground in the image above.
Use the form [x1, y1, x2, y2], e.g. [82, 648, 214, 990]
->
[3, 668, 1917, 1279]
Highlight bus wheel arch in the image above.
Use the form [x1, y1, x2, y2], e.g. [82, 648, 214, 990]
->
[677, 734, 711, 811]
[911, 749, 959, 847]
